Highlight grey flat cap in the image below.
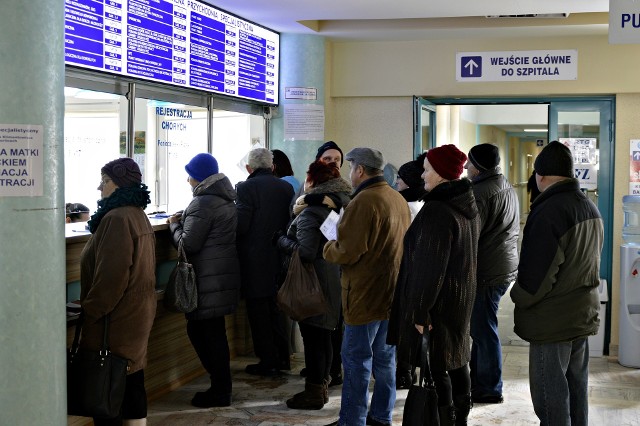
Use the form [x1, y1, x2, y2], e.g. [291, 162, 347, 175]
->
[345, 147, 385, 170]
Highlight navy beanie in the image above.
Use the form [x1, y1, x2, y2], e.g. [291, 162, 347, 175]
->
[469, 144, 500, 171]
[315, 141, 344, 166]
[534, 141, 574, 178]
[185, 153, 219, 182]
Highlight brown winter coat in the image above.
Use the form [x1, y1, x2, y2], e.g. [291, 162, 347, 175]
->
[80, 206, 157, 373]
[323, 178, 410, 326]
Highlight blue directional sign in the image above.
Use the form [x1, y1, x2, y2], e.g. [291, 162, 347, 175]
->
[633, 151, 640, 161]
[460, 56, 482, 78]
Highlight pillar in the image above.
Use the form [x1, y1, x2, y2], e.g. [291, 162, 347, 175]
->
[270, 34, 326, 179]
[0, 1, 66, 424]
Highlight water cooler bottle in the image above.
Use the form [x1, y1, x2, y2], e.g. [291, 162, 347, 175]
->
[619, 196, 640, 367]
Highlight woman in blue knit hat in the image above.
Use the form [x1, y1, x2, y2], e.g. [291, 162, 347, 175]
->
[167, 153, 241, 408]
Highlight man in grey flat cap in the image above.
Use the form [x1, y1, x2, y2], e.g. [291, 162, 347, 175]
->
[324, 147, 411, 426]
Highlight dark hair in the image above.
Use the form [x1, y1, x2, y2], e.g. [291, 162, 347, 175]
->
[271, 149, 294, 178]
[306, 161, 341, 187]
[65, 202, 90, 222]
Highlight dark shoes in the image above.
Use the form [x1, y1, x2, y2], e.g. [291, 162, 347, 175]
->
[366, 413, 391, 426]
[245, 363, 281, 377]
[286, 381, 325, 410]
[328, 373, 343, 387]
[300, 367, 308, 377]
[190, 389, 232, 408]
[472, 393, 504, 404]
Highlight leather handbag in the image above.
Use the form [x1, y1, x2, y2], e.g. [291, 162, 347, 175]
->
[67, 313, 129, 419]
[164, 240, 198, 313]
[402, 332, 440, 426]
[277, 249, 328, 321]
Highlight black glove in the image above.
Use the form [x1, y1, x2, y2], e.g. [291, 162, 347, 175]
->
[272, 229, 285, 246]
[304, 193, 325, 206]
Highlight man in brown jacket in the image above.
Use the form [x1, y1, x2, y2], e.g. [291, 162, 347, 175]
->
[324, 147, 411, 426]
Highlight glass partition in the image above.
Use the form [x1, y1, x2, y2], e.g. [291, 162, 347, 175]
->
[64, 87, 127, 215]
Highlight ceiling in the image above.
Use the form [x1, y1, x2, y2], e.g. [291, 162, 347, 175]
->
[204, 0, 610, 41]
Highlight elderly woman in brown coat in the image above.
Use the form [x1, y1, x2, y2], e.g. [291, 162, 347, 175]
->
[388, 145, 480, 426]
[80, 158, 157, 426]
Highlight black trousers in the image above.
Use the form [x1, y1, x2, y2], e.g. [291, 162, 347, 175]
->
[433, 363, 471, 407]
[186, 316, 232, 396]
[299, 322, 333, 384]
[330, 313, 343, 376]
[245, 295, 290, 369]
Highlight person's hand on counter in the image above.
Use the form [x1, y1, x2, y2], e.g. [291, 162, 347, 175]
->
[167, 211, 182, 224]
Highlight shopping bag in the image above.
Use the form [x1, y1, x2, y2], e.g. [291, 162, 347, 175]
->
[402, 332, 440, 426]
[164, 240, 198, 313]
[67, 314, 128, 419]
[277, 249, 327, 321]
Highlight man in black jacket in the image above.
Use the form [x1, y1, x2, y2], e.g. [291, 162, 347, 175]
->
[464, 144, 520, 404]
[236, 148, 294, 376]
[511, 141, 603, 426]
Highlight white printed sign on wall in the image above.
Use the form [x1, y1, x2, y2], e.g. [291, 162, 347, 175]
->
[0, 124, 44, 197]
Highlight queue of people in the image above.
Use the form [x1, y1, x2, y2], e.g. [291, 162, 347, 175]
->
[72, 139, 603, 426]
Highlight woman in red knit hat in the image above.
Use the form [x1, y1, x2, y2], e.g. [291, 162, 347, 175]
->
[388, 144, 480, 425]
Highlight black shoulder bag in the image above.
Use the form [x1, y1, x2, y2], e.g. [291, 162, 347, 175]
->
[402, 332, 440, 426]
[67, 313, 129, 419]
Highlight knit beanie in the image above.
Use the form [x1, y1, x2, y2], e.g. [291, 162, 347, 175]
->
[101, 158, 142, 188]
[397, 153, 426, 189]
[468, 144, 500, 171]
[185, 153, 219, 182]
[316, 141, 344, 166]
[534, 141, 574, 178]
[426, 144, 467, 180]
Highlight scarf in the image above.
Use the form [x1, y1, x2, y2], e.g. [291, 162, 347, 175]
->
[87, 184, 151, 233]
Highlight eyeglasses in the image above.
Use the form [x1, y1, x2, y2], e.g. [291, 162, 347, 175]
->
[99, 177, 112, 187]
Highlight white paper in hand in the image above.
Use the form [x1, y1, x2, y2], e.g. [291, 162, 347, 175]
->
[320, 210, 341, 241]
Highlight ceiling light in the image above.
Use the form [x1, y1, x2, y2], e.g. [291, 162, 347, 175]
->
[524, 128, 548, 132]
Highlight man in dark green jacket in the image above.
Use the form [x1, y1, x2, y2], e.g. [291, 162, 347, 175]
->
[511, 141, 603, 426]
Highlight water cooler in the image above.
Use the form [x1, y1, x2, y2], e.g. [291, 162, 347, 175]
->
[619, 196, 640, 368]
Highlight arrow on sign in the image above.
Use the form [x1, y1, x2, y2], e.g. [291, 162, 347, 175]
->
[464, 59, 479, 75]
[634, 151, 640, 161]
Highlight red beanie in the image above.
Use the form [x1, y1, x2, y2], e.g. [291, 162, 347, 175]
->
[426, 144, 467, 180]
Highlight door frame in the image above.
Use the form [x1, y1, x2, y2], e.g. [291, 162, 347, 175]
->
[416, 95, 615, 353]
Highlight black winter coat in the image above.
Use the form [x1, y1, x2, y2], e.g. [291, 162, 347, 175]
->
[472, 169, 520, 286]
[236, 168, 294, 298]
[277, 178, 352, 330]
[169, 173, 240, 320]
[388, 178, 479, 372]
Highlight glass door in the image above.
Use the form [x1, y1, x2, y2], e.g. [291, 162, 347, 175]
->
[549, 99, 614, 353]
[413, 96, 436, 158]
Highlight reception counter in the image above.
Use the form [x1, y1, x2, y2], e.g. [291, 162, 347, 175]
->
[66, 218, 253, 425]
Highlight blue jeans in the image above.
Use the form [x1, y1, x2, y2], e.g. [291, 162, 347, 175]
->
[470, 283, 509, 397]
[338, 320, 396, 426]
[529, 338, 589, 426]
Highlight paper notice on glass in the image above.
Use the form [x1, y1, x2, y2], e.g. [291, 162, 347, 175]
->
[320, 210, 341, 241]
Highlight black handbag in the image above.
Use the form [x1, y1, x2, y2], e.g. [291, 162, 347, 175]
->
[402, 332, 440, 426]
[164, 240, 198, 313]
[67, 313, 129, 419]
[276, 249, 328, 321]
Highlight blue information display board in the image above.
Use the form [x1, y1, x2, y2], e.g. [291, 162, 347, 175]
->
[64, 0, 279, 104]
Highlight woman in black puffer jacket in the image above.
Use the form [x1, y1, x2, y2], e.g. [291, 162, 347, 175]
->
[168, 153, 240, 408]
[277, 161, 351, 410]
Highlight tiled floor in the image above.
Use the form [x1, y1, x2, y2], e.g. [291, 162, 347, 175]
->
[146, 346, 640, 426]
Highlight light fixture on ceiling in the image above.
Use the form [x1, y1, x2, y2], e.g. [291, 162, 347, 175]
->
[486, 13, 570, 19]
[524, 128, 548, 132]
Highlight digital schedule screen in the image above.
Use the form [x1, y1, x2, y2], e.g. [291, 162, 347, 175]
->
[64, 0, 280, 105]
